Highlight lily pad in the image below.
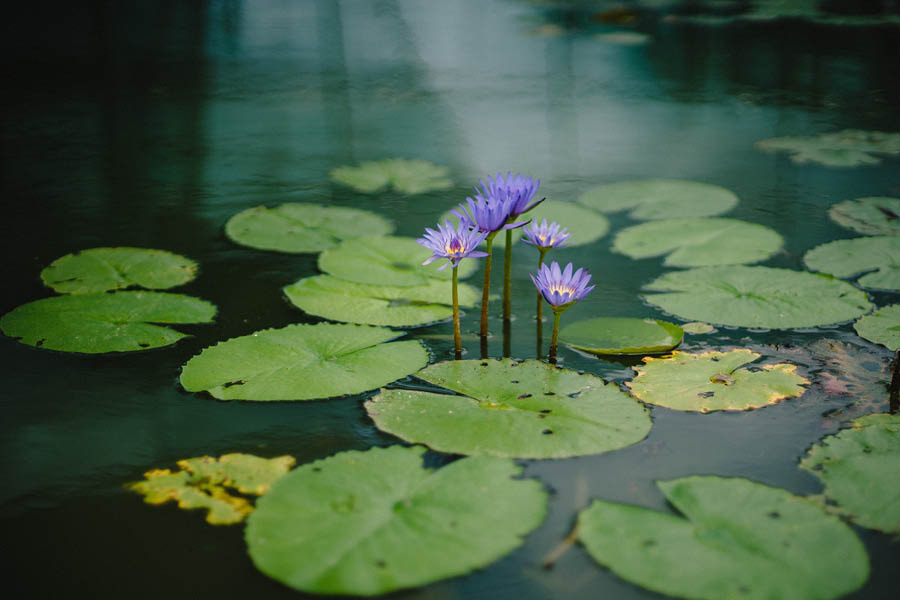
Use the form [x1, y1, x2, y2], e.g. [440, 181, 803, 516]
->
[756, 130, 900, 167]
[441, 200, 610, 249]
[578, 475, 869, 600]
[560, 317, 683, 356]
[179, 323, 428, 401]
[128, 453, 295, 525]
[612, 218, 783, 267]
[681, 322, 715, 334]
[828, 197, 900, 236]
[317, 236, 477, 286]
[284, 275, 479, 328]
[854, 304, 900, 351]
[0, 291, 216, 353]
[225, 203, 394, 253]
[643, 266, 873, 329]
[804, 236, 900, 290]
[627, 349, 808, 412]
[330, 158, 453, 194]
[40, 247, 198, 294]
[366, 359, 651, 459]
[246, 446, 547, 596]
[577, 179, 738, 220]
[800, 414, 900, 533]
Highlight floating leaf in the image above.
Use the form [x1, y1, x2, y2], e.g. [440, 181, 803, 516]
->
[246, 446, 547, 596]
[756, 130, 900, 167]
[225, 203, 394, 253]
[560, 317, 683, 356]
[828, 197, 900, 236]
[578, 475, 869, 600]
[128, 453, 295, 525]
[800, 414, 900, 533]
[40, 247, 197, 294]
[854, 304, 900, 351]
[284, 275, 479, 328]
[643, 266, 873, 329]
[180, 323, 428, 401]
[612, 218, 783, 267]
[317, 236, 476, 287]
[366, 359, 651, 459]
[330, 158, 453, 194]
[681, 322, 715, 334]
[804, 236, 900, 290]
[577, 179, 738, 220]
[0, 291, 216, 353]
[627, 349, 808, 412]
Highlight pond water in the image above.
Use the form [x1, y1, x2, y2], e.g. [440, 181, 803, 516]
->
[2, 1, 898, 598]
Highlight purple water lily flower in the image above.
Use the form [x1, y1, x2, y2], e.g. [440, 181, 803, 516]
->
[418, 220, 489, 270]
[530, 261, 595, 309]
[452, 194, 521, 235]
[522, 220, 571, 250]
[480, 172, 544, 220]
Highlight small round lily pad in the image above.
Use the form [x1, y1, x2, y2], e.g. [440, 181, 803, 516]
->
[642, 266, 873, 329]
[225, 203, 394, 253]
[804, 236, 900, 290]
[627, 349, 809, 412]
[577, 179, 738, 220]
[800, 413, 900, 533]
[612, 218, 783, 267]
[560, 317, 683, 355]
[40, 247, 197, 294]
[246, 446, 547, 596]
[578, 475, 869, 600]
[330, 158, 453, 194]
[179, 323, 428, 401]
[828, 197, 900, 236]
[284, 275, 479, 328]
[854, 304, 900, 351]
[317, 236, 476, 286]
[0, 291, 216, 353]
[366, 359, 651, 458]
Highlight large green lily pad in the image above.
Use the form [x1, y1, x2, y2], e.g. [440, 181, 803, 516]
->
[284, 275, 479, 328]
[828, 197, 900, 236]
[0, 291, 216, 353]
[179, 323, 428, 401]
[40, 247, 198, 294]
[225, 203, 394, 253]
[627, 349, 808, 412]
[854, 304, 900, 351]
[560, 317, 683, 356]
[756, 130, 900, 167]
[128, 453, 296, 525]
[800, 414, 900, 533]
[612, 218, 783, 267]
[330, 158, 453, 194]
[441, 200, 610, 249]
[804, 236, 900, 290]
[366, 359, 651, 459]
[246, 446, 546, 596]
[578, 475, 869, 600]
[317, 236, 476, 286]
[643, 266, 873, 329]
[577, 179, 738, 220]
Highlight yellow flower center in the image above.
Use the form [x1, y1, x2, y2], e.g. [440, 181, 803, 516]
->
[445, 238, 464, 257]
[548, 284, 575, 296]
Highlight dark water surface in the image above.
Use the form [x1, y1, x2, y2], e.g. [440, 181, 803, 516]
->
[2, 1, 898, 598]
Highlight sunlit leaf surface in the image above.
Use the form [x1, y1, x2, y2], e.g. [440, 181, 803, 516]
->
[180, 323, 428, 401]
[560, 317, 683, 355]
[578, 475, 869, 600]
[577, 179, 738, 220]
[330, 158, 453, 194]
[246, 446, 547, 596]
[828, 197, 900, 236]
[40, 247, 198, 294]
[804, 236, 900, 290]
[627, 349, 808, 412]
[0, 291, 216, 353]
[854, 304, 900, 351]
[366, 359, 651, 458]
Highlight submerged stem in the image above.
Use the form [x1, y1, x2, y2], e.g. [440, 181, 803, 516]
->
[549, 310, 562, 364]
[503, 229, 512, 321]
[480, 234, 495, 338]
[452, 266, 461, 357]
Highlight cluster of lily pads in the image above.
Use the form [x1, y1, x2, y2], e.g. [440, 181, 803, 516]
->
[4, 156, 900, 598]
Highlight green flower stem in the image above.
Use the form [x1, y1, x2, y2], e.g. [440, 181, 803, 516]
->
[549, 310, 562, 364]
[503, 229, 512, 321]
[536, 249, 548, 324]
[480, 234, 496, 338]
[452, 266, 461, 356]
